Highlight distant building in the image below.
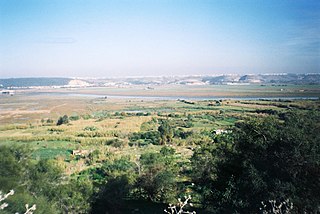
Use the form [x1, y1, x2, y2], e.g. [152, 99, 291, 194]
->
[72, 149, 89, 156]
[215, 129, 228, 135]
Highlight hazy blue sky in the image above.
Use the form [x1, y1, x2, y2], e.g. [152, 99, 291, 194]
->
[0, 0, 319, 77]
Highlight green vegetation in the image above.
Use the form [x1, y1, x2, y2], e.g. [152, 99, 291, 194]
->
[191, 111, 320, 213]
[57, 115, 69, 126]
[158, 120, 174, 145]
[0, 93, 319, 213]
[0, 146, 92, 214]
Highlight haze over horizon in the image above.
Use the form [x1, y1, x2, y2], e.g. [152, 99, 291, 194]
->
[1, 0, 319, 78]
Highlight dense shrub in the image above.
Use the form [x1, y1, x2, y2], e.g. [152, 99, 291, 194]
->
[174, 128, 194, 139]
[129, 131, 160, 145]
[56, 115, 69, 126]
[136, 147, 179, 203]
[191, 111, 320, 213]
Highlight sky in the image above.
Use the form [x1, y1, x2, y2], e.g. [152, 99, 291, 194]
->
[0, 0, 319, 78]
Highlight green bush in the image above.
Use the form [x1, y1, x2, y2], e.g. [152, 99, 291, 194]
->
[69, 115, 80, 121]
[129, 131, 160, 145]
[136, 148, 179, 203]
[56, 115, 69, 126]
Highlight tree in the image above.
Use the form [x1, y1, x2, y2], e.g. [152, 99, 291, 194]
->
[5, 193, 54, 214]
[191, 111, 320, 213]
[91, 175, 133, 213]
[91, 157, 137, 213]
[158, 120, 173, 145]
[129, 131, 160, 145]
[0, 146, 57, 213]
[0, 146, 31, 191]
[57, 179, 93, 214]
[27, 159, 63, 200]
[136, 147, 179, 203]
[57, 115, 69, 125]
[0, 145, 94, 214]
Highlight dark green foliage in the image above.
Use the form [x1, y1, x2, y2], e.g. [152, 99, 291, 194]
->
[91, 157, 137, 213]
[168, 113, 181, 118]
[105, 138, 126, 148]
[128, 139, 149, 147]
[191, 111, 320, 213]
[5, 193, 56, 214]
[160, 146, 175, 156]
[200, 128, 217, 140]
[0, 146, 58, 213]
[174, 128, 194, 139]
[136, 147, 179, 203]
[135, 112, 151, 116]
[158, 120, 173, 145]
[179, 100, 195, 105]
[102, 157, 137, 178]
[57, 115, 69, 125]
[129, 131, 160, 145]
[92, 175, 134, 213]
[46, 118, 54, 123]
[255, 108, 279, 115]
[0, 145, 94, 214]
[0, 146, 30, 191]
[27, 159, 63, 199]
[56, 179, 94, 214]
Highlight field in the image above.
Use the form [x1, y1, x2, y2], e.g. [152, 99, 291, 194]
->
[1, 84, 319, 213]
[1, 85, 319, 170]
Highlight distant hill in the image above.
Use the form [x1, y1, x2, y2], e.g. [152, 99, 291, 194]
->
[0, 77, 72, 88]
[203, 73, 320, 85]
[0, 74, 319, 88]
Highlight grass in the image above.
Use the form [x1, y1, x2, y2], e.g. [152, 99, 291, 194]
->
[214, 117, 238, 127]
[32, 148, 72, 159]
[0, 140, 78, 158]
